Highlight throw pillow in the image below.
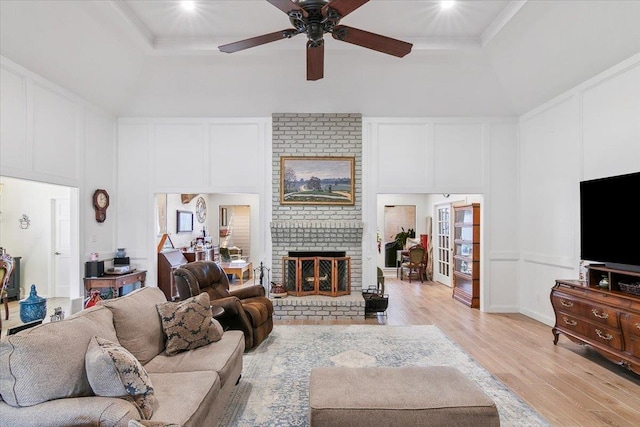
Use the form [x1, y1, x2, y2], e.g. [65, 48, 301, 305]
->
[85, 336, 158, 420]
[156, 292, 223, 356]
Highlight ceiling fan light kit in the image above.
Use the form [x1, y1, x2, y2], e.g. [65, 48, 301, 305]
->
[219, 0, 413, 81]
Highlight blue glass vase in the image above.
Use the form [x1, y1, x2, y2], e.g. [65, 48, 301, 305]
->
[19, 284, 47, 323]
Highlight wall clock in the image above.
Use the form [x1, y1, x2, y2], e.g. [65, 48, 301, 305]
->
[195, 197, 207, 223]
[93, 189, 110, 223]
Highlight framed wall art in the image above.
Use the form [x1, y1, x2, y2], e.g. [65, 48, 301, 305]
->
[176, 210, 194, 233]
[280, 156, 355, 205]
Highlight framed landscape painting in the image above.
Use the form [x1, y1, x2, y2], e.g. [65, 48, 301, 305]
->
[280, 156, 355, 205]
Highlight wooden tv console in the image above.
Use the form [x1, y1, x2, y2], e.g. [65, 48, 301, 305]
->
[551, 265, 640, 375]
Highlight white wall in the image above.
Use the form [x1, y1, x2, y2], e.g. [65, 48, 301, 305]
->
[1, 56, 117, 309]
[364, 118, 519, 312]
[5, 47, 637, 321]
[116, 118, 271, 288]
[518, 53, 640, 325]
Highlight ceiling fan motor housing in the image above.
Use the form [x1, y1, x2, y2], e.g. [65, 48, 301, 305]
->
[288, 0, 341, 43]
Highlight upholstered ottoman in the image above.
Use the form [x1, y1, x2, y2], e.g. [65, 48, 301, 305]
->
[309, 366, 500, 427]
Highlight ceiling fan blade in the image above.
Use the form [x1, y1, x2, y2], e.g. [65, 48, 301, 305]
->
[322, 0, 369, 18]
[331, 25, 412, 58]
[267, 0, 308, 18]
[219, 29, 298, 53]
[307, 41, 324, 81]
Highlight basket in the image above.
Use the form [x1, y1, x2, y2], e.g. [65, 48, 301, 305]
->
[363, 288, 389, 315]
[619, 281, 640, 296]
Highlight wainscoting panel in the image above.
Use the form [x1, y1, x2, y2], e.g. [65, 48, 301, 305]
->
[0, 66, 27, 171]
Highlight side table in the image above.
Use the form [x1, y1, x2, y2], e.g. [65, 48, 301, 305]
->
[83, 270, 147, 299]
[211, 306, 225, 319]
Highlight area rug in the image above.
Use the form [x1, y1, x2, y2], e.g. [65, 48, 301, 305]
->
[218, 325, 550, 427]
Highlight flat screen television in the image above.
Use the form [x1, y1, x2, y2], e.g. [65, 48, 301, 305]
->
[580, 171, 640, 271]
[176, 210, 194, 233]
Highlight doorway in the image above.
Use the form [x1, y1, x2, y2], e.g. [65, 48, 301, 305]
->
[0, 176, 76, 300]
[219, 205, 251, 260]
[377, 194, 481, 288]
[153, 194, 258, 265]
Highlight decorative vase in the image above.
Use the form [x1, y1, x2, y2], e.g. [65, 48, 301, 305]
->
[19, 284, 47, 323]
[116, 248, 126, 258]
[599, 275, 609, 289]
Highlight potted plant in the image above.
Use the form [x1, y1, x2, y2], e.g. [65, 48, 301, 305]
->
[394, 228, 416, 249]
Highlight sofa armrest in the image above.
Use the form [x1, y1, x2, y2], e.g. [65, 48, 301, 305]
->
[0, 396, 140, 427]
[230, 284, 266, 300]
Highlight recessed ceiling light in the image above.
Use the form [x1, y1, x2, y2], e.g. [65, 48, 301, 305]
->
[440, 0, 455, 10]
[181, 1, 196, 12]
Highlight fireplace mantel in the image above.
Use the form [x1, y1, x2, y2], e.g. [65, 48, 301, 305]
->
[270, 221, 364, 245]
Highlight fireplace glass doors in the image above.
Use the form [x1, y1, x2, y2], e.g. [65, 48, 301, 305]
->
[283, 254, 350, 297]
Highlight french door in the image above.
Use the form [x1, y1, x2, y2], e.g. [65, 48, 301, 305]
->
[433, 203, 453, 286]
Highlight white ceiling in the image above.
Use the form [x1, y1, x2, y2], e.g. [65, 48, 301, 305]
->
[1, 0, 639, 117]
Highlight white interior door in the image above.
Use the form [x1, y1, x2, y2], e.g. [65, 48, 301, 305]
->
[53, 198, 71, 298]
[433, 203, 453, 286]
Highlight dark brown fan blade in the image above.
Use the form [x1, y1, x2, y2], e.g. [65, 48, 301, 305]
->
[322, 0, 369, 18]
[267, 0, 308, 17]
[331, 25, 412, 57]
[219, 29, 297, 53]
[307, 41, 324, 81]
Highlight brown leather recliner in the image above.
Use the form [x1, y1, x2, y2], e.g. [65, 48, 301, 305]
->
[173, 260, 273, 351]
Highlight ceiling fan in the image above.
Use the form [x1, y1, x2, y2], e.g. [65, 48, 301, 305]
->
[218, 0, 413, 81]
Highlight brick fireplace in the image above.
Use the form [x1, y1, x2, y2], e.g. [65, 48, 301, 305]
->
[270, 113, 365, 319]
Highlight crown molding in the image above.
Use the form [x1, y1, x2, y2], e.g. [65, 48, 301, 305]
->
[481, 0, 528, 48]
[108, 0, 155, 51]
[149, 36, 481, 54]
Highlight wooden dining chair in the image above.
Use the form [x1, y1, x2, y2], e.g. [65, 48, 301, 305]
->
[400, 245, 426, 283]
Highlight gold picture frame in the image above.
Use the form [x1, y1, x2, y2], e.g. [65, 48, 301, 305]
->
[280, 156, 355, 205]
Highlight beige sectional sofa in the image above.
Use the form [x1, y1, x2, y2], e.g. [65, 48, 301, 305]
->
[0, 286, 244, 427]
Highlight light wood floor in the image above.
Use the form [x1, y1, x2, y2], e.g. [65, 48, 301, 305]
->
[3, 278, 640, 426]
[277, 277, 640, 426]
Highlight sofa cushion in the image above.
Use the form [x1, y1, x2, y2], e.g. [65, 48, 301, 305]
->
[128, 420, 180, 427]
[144, 330, 244, 388]
[86, 336, 158, 420]
[100, 287, 167, 365]
[148, 371, 220, 426]
[0, 305, 118, 407]
[156, 293, 224, 356]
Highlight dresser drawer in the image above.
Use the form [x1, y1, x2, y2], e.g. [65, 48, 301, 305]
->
[556, 311, 588, 335]
[621, 313, 640, 358]
[584, 323, 624, 351]
[551, 292, 619, 328]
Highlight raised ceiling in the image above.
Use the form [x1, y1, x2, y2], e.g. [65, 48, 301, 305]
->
[115, 0, 518, 52]
[1, 1, 639, 117]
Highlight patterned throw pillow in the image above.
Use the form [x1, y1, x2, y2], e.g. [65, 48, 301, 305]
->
[85, 336, 158, 420]
[156, 292, 224, 356]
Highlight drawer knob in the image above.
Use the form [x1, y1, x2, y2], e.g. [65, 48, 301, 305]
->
[563, 318, 577, 326]
[591, 308, 609, 319]
[635, 323, 640, 330]
[560, 300, 573, 307]
[595, 329, 613, 341]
